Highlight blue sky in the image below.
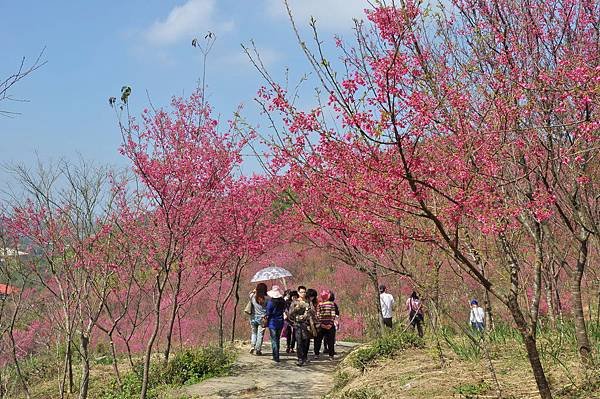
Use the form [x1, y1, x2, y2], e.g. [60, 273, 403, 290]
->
[1, 0, 367, 185]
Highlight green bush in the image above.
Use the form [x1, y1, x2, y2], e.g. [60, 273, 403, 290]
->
[162, 346, 236, 385]
[102, 346, 236, 399]
[453, 381, 490, 398]
[341, 386, 383, 399]
[348, 330, 423, 371]
[333, 370, 353, 391]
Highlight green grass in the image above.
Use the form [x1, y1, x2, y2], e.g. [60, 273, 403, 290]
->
[101, 346, 237, 399]
[453, 381, 490, 398]
[340, 386, 383, 399]
[347, 329, 424, 372]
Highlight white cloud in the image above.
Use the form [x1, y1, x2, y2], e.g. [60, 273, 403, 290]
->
[144, 0, 233, 46]
[223, 46, 281, 70]
[266, 0, 368, 31]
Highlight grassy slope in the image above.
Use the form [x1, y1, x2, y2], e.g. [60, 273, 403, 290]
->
[326, 332, 600, 399]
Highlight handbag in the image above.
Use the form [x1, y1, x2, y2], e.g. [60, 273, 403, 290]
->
[260, 315, 269, 328]
[244, 299, 254, 315]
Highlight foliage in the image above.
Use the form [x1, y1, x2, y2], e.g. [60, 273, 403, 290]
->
[102, 346, 236, 399]
[347, 330, 423, 371]
[161, 346, 236, 385]
[453, 381, 491, 398]
[340, 387, 383, 399]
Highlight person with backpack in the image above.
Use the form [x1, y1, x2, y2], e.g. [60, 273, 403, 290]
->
[265, 285, 286, 362]
[249, 283, 268, 355]
[406, 291, 424, 337]
[314, 290, 337, 360]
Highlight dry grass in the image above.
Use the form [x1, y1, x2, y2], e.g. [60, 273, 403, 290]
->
[327, 338, 599, 399]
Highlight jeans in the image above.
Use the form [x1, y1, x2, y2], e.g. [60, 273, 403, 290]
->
[314, 325, 336, 357]
[250, 317, 265, 351]
[269, 327, 282, 361]
[471, 321, 484, 332]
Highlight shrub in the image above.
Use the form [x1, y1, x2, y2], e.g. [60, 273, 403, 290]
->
[333, 370, 353, 391]
[161, 346, 236, 385]
[348, 330, 423, 371]
[341, 386, 383, 399]
[453, 381, 490, 398]
[102, 346, 236, 399]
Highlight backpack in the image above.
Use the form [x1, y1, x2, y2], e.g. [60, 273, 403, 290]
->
[410, 298, 423, 315]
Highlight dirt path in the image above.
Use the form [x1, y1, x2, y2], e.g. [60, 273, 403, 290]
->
[174, 339, 358, 399]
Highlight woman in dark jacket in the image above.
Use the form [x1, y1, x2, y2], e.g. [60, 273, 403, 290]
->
[265, 285, 287, 362]
[284, 290, 298, 353]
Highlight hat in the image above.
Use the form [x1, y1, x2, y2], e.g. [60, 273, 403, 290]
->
[470, 299, 478, 305]
[268, 285, 284, 298]
[379, 284, 386, 293]
[320, 290, 331, 302]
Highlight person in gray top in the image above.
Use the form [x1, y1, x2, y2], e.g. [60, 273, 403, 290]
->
[250, 283, 268, 355]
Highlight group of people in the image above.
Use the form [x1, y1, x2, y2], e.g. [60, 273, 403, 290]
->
[379, 285, 425, 337]
[379, 285, 487, 335]
[246, 283, 486, 365]
[246, 283, 339, 366]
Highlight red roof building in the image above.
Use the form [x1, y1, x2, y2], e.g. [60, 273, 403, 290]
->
[0, 283, 18, 299]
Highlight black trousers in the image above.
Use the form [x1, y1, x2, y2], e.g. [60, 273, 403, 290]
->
[314, 325, 336, 356]
[285, 322, 296, 349]
[409, 311, 424, 337]
[295, 324, 310, 361]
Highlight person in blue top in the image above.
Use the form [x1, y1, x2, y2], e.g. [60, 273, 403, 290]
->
[265, 285, 287, 362]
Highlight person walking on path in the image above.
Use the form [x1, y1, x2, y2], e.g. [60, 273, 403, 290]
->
[284, 290, 298, 353]
[249, 283, 268, 355]
[379, 285, 395, 328]
[324, 291, 340, 355]
[406, 291, 424, 337]
[469, 299, 485, 333]
[314, 290, 337, 360]
[289, 286, 317, 366]
[288, 286, 308, 365]
[265, 285, 286, 362]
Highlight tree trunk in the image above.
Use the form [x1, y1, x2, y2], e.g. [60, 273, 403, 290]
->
[502, 234, 552, 399]
[230, 269, 242, 343]
[109, 335, 122, 388]
[9, 331, 30, 399]
[572, 237, 592, 366]
[508, 301, 553, 399]
[140, 272, 167, 399]
[78, 334, 90, 399]
[62, 339, 75, 397]
[367, 270, 385, 335]
[164, 269, 182, 364]
[484, 287, 494, 330]
[543, 269, 556, 328]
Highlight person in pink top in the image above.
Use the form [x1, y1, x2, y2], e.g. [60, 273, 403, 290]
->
[406, 291, 424, 337]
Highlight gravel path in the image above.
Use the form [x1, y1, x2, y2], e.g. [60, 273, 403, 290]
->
[175, 339, 358, 399]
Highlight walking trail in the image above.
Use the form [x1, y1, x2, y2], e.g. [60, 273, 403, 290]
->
[174, 339, 358, 399]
